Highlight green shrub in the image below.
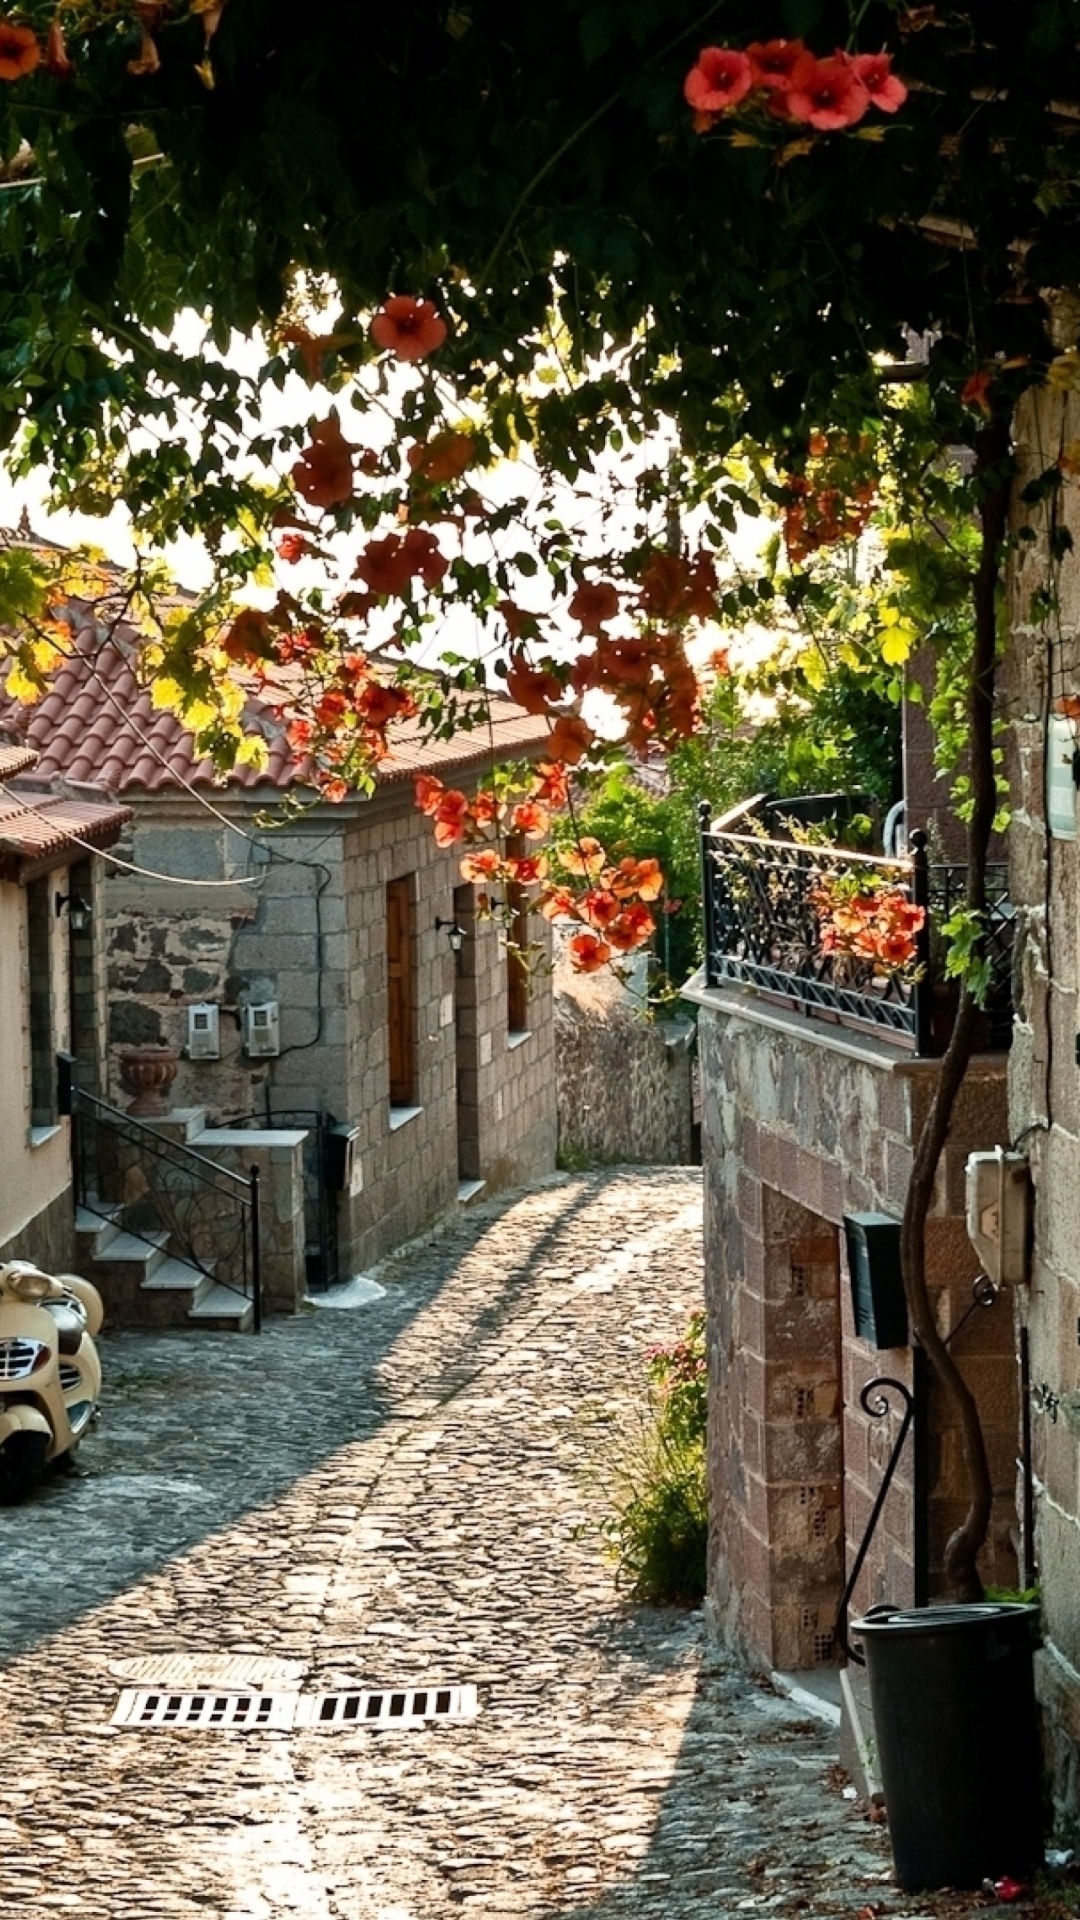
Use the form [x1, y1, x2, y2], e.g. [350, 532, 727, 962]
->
[600, 1313, 709, 1605]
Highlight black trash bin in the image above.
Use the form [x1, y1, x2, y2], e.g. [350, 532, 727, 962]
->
[852, 1602, 1043, 1891]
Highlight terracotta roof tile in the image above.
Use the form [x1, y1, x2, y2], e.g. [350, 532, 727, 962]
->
[0, 743, 36, 779]
[0, 785, 133, 880]
[0, 621, 551, 798]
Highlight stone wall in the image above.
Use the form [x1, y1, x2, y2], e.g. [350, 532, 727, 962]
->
[1002, 382, 1080, 1835]
[102, 783, 558, 1283]
[554, 969, 694, 1166]
[688, 981, 1016, 1673]
[0, 1185, 75, 1275]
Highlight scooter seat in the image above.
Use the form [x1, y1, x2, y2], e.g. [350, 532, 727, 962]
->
[40, 1302, 86, 1355]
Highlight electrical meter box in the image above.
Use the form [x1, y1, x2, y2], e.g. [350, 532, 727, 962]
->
[965, 1147, 1030, 1285]
[187, 1002, 220, 1060]
[1046, 712, 1078, 841]
[244, 1001, 281, 1057]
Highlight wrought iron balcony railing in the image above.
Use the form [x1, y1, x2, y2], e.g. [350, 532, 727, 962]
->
[698, 799, 1014, 1056]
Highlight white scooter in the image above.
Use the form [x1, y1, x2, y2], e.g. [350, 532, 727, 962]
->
[0, 1260, 103, 1503]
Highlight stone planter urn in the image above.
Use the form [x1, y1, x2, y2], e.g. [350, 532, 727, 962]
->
[117, 1043, 181, 1118]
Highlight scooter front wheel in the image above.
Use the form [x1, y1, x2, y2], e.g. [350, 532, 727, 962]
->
[0, 1430, 49, 1504]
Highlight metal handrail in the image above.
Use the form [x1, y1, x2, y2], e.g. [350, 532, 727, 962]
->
[698, 800, 1014, 1057]
[71, 1082, 261, 1329]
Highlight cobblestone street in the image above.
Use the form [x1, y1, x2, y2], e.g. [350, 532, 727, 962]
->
[2, 1169, 987, 1920]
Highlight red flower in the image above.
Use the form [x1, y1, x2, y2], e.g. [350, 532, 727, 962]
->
[507, 854, 547, 885]
[401, 526, 448, 588]
[567, 931, 612, 974]
[354, 535, 413, 598]
[961, 370, 993, 417]
[568, 580, 620, 633]
[370, 295, 447, 363]
[606, 905, 655, 953]
[849, 51, 907, 114]
[277, 533, 310, 564]
[683, 47, 753, 114]
[787, 56, 870, 130]
[357, 682, 415, 730]
[582, 888, 621, 931]
[746, 39, 809, 92]
[0, 22, 41, 80]
[292, 416, 354, 509]
[432, 789, 470, 847]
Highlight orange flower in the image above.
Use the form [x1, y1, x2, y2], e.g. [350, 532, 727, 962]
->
[460, 848, 502, 882]
[582, 888, 621, 930]
[568, 580, 620, 633]
[401, 526, 448, 588]
[370, 295, 447, 362]
[221, 608, 274, 663]
[505, 652, 564, 715]
[277, 533, 310, 564]
[471, 788, 502, 825]
[961, 370, 993, 417]
[560, 836, 607, 879]
[567, 931, 612, 974]
[433, 789, 470, 847]
[507, 854, 547, 885]
[511, 799, 550, 837]
[0, 21, 41, 80]
[613, 856, 664, 902]
[408, 432, 477, 484]
[538, 884, 576, 921]
[532, 761, 570, 808]
[292, 416, 354, 509]
[45, 16, 72, 77]
[358, 682, 415, 730]
[545, 714, 594, 765]
[354, 534, 413, 598]
[415, 774, 445, 816]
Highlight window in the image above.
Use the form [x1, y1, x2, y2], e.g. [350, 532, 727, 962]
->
[26, 877, 56, 1129]
[505, 837, 529, 1037]
[386, 876, 415, 1108]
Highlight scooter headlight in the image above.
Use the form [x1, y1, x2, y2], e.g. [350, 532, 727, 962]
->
[7, 1268, 53, 1303]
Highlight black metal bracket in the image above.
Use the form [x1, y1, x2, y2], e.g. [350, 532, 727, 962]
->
[834, 1274, 1000, 1664]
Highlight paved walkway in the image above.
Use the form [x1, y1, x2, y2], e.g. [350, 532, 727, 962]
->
[1, 1170, 992, 1919]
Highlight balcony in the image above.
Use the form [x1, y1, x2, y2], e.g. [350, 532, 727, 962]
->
[698, 796, 1013, 1056]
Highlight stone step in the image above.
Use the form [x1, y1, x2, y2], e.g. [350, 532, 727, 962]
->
[187, 1284, 254, 1332]
[140, 1256, 210, 1298]
[457, 1178, 486, 1205]
[75, 1201, 123, 1236]
[90, 1228, 169, 1269]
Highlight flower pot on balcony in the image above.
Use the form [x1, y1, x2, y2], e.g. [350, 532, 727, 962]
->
[117, 1043, 180, 1118]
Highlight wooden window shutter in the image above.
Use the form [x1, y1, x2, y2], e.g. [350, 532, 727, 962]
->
[386, 877, 415, 1106]
[505, 837, 529, 1035]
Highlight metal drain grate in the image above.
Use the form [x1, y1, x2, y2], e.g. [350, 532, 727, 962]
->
[111, 1682, 478, 1731]
[299, 1684, 478, 1728]
[112, 1690, 297, 1730]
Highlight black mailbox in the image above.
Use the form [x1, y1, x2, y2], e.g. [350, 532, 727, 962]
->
[843, 1212, 908, 1349]
[324, 1123, 360, 1193]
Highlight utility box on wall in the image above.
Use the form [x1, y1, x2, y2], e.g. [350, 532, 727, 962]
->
[244, 1002, 281, 1057]
[965, 1148, 1030, 1285]
[843, 1212, 908, 1349]
[187, 1003, 220, 1060]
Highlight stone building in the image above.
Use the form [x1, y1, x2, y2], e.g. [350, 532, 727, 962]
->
[1002, 380, 1080, 1836]
[686, 786, 1019, 1694]
[0, 623, 559, 1290]
[0, 743, 131, 1270]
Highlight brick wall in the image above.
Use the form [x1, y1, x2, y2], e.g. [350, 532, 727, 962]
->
[691, 985, 1015, 1673]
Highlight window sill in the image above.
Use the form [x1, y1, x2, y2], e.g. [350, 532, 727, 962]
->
[28, 1124, 62, 1149]
[507, 1029, 532, 1050]
[388, 1104, 423, 1132]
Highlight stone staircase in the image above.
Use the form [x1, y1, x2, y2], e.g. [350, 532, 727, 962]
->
[75, 1201, 254, 1333]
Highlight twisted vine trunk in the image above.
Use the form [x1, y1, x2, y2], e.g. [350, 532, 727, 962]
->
[899, 416, 1012, 1603]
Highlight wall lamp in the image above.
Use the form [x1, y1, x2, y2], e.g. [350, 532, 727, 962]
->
[435, 916, 467, 954]
[55, 891, 92, 933]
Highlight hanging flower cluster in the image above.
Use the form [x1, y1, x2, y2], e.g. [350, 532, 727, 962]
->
[685, 40, 907, 135]
[780, 433, 877, 561]
[810, 875, 925, 974]
[544, 839, 664, 972]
